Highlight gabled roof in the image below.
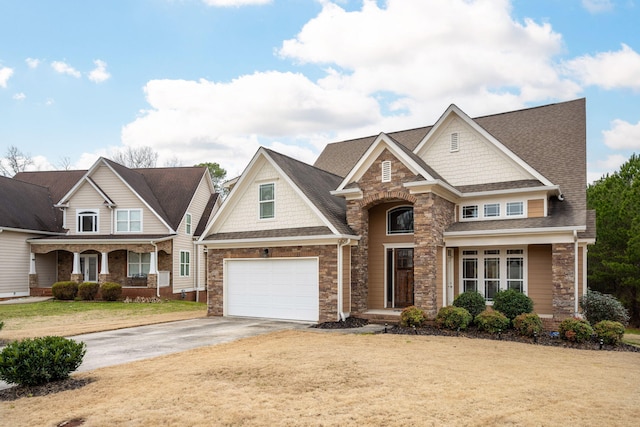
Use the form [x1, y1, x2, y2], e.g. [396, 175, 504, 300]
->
[0, 176, 62, 233]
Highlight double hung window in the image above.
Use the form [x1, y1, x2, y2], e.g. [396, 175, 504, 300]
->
[116, 209, 142, 232]
[128, 251, 150, 277]
[259, 183, 275, 219]
[180, 251, 191, 277]
[460, 248, 526, 301]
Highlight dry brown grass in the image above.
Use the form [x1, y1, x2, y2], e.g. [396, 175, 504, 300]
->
[0, 309, 206, 340]
[2, 330, 639, 427]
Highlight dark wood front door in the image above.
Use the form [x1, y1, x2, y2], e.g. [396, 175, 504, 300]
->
[394, 248, 414, 308]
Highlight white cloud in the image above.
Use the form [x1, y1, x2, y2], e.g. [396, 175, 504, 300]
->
[563, 44, 640, 90]
[13, 92, 26, 101]
[201, 0, 271, 6]
[0, 66, 14, 88]
[88, 59, 111, 83]
[587, 154, 627, 183]
[51, 61, 81, 78]
[582, 0, 613, 14]
[26, 57, 41, 69]
[603, 119, 640, 149]
[45, 98, 55, 106]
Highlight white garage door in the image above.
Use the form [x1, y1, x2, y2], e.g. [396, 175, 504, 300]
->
[226, 258, 319, 322]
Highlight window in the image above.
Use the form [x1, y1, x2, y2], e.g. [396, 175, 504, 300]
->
[259, 183, 275, 219]
[77, 210, 98, 233]
[462, 205, 478, 219]
[180, 251, 190, 277]
[460, 248, 526, 301]
[128, 251, 150, 277]
[506, 201, 524, 217]
[387, 206, 414, 234]
[450, 132, 459, 152]
[484, 203, 500, 217]
[185, 213, 192, 235]
[116, 209, 142, 232]
[381, 160, 391, 182]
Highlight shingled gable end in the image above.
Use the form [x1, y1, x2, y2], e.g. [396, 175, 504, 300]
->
[201, 99, 594, 325]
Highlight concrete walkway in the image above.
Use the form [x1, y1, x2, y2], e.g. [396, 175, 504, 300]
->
[0, 296, 53, 305]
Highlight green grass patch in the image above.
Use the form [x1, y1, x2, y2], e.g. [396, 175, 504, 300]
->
[625, 328, 640, 335]
[0, 300, 206, 320]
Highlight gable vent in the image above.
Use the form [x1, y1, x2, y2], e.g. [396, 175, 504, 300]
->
[381, 160, 391, 182]
[450, 132, 459, 152]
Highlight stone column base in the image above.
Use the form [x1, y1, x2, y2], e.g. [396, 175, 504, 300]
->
[70, 274, 84, 283]
[147, 274, 158, 289]
[98, 274, 111, 285]
[29, 274, 39, 288]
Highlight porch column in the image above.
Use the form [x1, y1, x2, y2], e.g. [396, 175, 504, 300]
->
[149, 251, 158, 274]
[29, 252, 38, 288]
[100, 252, 109, 274]
[72, 252, 80, 274]
[552, 243, 576, 320]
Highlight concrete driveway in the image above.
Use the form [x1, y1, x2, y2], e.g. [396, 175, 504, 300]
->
[0, 317, 309, 390]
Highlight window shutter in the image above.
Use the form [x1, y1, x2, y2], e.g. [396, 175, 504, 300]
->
[381, 160, 391, 182]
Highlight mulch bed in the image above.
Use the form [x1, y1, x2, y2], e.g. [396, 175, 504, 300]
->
[0, 377, 94, 402]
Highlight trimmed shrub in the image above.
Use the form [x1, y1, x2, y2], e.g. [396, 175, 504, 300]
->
[436, 306, 472, 330]
[492, 289, 533, 320]
[558, 317, 594, 343]
[0, 320, 3, 331]
[593, 320, 625, 345]
[513, 312, 544, 337]
[51, 281, 79, 300]
[78, 282, 100, 301]
[100, 282, 122, 301]
[400, 306, 426, 327]
[475, 309, 510, 334]
[452, 291, 486, 319]
[0, 336, 86, 386]
[580, 290, 630, 326]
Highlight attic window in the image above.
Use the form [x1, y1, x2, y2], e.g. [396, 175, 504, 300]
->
[381, 161, 391, 182]
[450, 132, 459, 152]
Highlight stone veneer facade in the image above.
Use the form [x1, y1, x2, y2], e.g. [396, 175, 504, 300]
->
[551, 243, 577, 319]
[207, 245, 340, 323]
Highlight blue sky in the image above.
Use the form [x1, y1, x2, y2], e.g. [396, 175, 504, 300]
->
[0, 0, 639, 182]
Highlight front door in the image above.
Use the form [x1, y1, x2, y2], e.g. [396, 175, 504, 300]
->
[79, 254, 98, 282]
[387, 248, 413, 308]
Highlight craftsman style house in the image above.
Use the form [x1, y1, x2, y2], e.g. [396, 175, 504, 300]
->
[201, 99, 595, 324]
[0, 158, 219, 300]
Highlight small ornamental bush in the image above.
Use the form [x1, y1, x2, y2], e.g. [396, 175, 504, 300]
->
[78, 282, 100, 301]
[593, 320, 625, 345]
[475, 309, 510, 334]
[558, 317, 594, 343]
[0, 336, 86, 386]
[452, 291, 486, 319]
[580, 290, 630, 326]
[436, 306, 472, 330]
[492, 289, 534, 320]
[400, 306, 426, 327]
[513, 312, 544, 337]
[100, 282, 122, 301]
[0, 319, 4, 331]
[51, 281, 79, 300]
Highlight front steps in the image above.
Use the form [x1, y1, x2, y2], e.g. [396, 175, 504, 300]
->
[357, 309, 402, 325]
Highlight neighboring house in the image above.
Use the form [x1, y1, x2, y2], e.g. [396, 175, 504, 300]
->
[200, 98, 595, 324]
[0, 157, 219, 300]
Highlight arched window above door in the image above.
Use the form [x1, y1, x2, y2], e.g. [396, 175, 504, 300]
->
[387, 206, 414, 234]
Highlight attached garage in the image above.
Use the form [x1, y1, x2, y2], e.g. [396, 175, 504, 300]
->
[225, 258, 319, 322]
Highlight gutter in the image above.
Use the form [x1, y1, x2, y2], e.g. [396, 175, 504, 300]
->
[150, 241, 160, 298]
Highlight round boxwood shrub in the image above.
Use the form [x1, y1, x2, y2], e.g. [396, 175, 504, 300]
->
[0, 336, 86, 386]
[580, 290, 630, 326]
[475, 309, 510, 334]
[436, 306, 472, 330]
[100, 282, 122, 301]
[452, 291, 486, 319]
[492, 289, 533, 320]
[558, 317, 594, 343]
[513, 312, 544, 337]
[78, 282, 100, 301]
[400, 306, 426, 327]
[51, 281, 79, 300]
[593, 320, 625, 345]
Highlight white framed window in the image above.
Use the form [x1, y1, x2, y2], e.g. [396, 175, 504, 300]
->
[77, 209, 99, 233]
[259, 183, 275, 219]
[484, 203, 500, 217]
[506, 201, 524, 217]
[185, 213, 192, 235]
[180, 251, 191, 277]
[459, 248, 527, 301]
[450, 132, 460, 152]
[462, 205, 478, 219]
[116, 209, 142, 233]
[128, 251, 150, 277]
[381, 160, 392, 182]
[387, 206, 414, 234]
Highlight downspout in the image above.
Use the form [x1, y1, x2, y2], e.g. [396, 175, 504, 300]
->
[193, 239, 199, 303]
[574, 230, 579, 315]
[151, 241, 160, 298]
[337, 239, 351, 321]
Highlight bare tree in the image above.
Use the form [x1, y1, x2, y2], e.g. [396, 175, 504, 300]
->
[112, 146, 158, 168]
[0, 145, 34, 176]
[163, 155, 184, 167]
[57, 156, 73, 170]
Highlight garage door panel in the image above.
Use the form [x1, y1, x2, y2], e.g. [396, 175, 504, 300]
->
[226, 258, 319, 322]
